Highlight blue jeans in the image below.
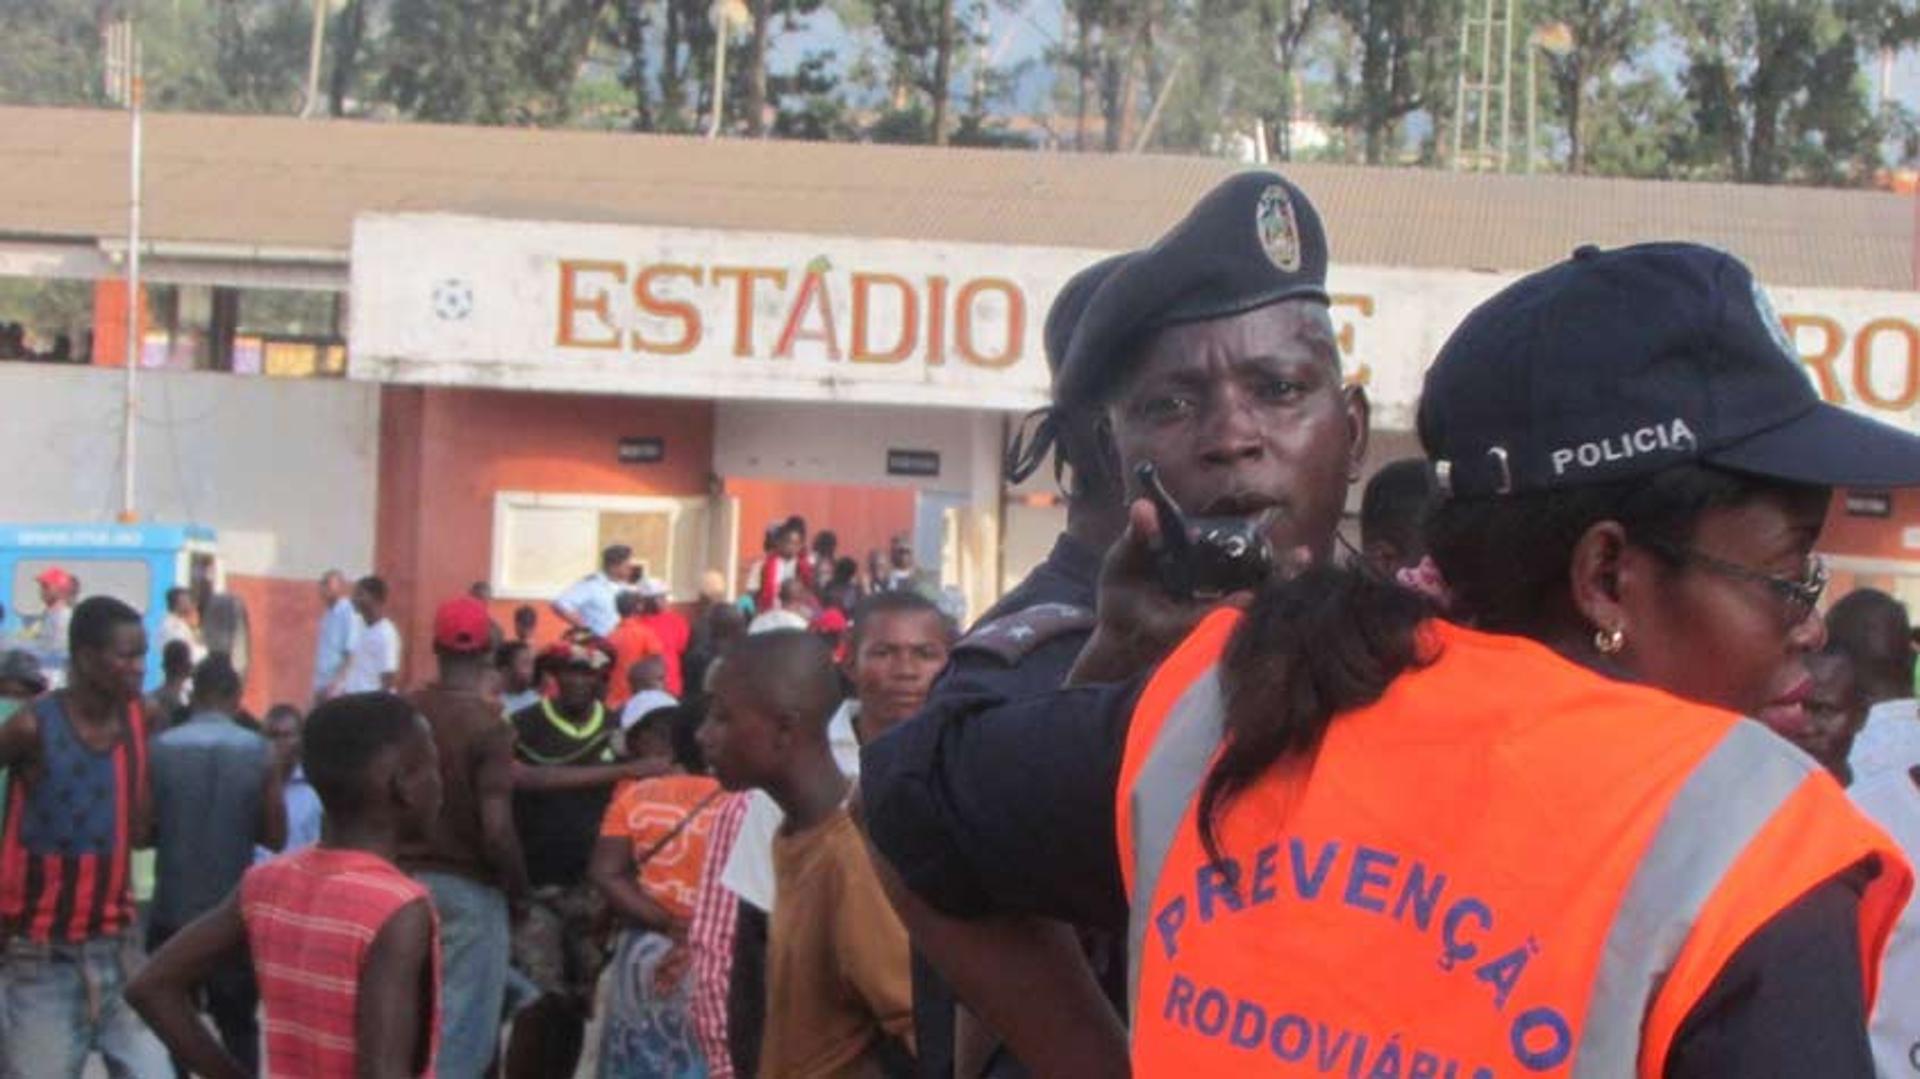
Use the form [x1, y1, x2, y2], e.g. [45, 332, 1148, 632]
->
[417, 870, 510, 1079]
[0, 933, 170, 1079]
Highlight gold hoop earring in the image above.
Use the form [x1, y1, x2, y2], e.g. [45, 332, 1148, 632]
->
[1594, 625, 1626, 655]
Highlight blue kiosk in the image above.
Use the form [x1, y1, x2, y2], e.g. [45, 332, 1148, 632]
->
[0, 522, 232, 690]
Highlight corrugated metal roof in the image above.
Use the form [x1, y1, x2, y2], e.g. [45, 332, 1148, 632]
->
[2, 104, 1913, 289]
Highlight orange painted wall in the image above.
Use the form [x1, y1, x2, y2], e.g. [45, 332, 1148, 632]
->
[376, 385, 716, 688]
[225, 572, 321, 718]
[1821, 489, 1920, 602]
[724, 478, 918, 590]
[1821, 489, 1920, 560]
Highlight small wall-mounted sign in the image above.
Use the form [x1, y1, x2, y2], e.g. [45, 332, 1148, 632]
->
[886, 449, 941, 478]
[1846, 491, 1893, 518]
[618, 437, 666, 465]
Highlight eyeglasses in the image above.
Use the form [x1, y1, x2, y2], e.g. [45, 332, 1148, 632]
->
[1636, 538, 1827, 626]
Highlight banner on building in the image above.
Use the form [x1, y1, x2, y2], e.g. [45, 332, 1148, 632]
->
[351, 213, 1920, 432]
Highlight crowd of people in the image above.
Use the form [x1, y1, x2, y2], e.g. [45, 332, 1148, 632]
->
[0, 507, 958, 1079]
[12, 167, 1920, 1079]
[0, 322, 79, 365]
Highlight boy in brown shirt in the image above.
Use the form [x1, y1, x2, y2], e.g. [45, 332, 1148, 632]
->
[698, 630, 915, 1079]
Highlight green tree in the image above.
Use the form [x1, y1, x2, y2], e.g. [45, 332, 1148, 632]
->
[857, 0, 991, 142]
[1579, 70, 1687, 178]
[1259, 0, 1320, 158]
[1669, 0, 1916, 184]
[1327, 0, 1454, 164]
[0, 0, 111, 107]
[1532, 0, 1645, 173]
[1152, 0, 1278, 155]
[380, 0, 610, 125]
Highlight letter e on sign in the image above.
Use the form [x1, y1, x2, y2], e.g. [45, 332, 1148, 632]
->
[557, 260, 626, 350]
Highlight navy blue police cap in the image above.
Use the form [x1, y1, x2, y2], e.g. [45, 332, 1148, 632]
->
[1050, 171, 1331, 414]
[1419, 242, 1920, 498]
[1005, 252, 1133, 483]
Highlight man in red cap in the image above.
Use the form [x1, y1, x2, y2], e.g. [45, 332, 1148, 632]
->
[31, 566, 77, 680]
[394, 596, 529, 1077]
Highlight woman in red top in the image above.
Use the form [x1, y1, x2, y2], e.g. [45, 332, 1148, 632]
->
[129, 693, 445, 1079]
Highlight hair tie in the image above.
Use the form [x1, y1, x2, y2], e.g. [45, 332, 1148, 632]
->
[1394, 556, 1453, 610]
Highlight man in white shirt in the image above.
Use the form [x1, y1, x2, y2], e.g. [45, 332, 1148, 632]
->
[1833, 588, 1920, 784]
[1853, 766, 1920, 1073]
[552, 545, 634, 638]
[312, 570, 357, 703]
[159, 588, 207, 664]
[339, 575, 401, 693]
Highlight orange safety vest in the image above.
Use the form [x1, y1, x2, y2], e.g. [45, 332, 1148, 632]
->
[1117, 610, 1911, 1078]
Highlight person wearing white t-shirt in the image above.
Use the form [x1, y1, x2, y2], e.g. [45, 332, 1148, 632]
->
[1831, 589, 1920, 785]
[617, 655, 679, 731]
[159, 588, 207, 665]
[1851, 766, 1920, 1074]
[553, 545, 635, 639]
[340, 576, 401, 693]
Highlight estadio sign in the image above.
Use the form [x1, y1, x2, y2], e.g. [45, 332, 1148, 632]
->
[350, 213, 1920, 433]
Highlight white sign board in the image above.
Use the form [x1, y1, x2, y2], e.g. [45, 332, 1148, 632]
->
[351, 213, 1920, 433]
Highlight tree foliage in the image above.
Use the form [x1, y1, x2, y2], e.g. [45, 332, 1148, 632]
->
[1326, 0, 1453, 164]
[1665, 0, 1914, 183]
[2, 0, 1917, 188]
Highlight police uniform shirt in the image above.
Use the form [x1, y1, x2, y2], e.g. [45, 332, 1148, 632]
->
[889, 532, 1101, 1079]
[938, 533, 1101, 702]
[859, 674, 1882, 1076]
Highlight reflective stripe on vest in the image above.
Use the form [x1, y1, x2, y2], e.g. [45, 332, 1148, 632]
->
[1125, 665, 1225, 1020]
[1123, 659, 1813, 1071]
[1570, 719, 1809, 1075]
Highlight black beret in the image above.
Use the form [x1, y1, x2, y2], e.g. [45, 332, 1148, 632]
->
[1005, 253, 1135, 484]
[1052, 171, 1330, 411]
[1043, 253, 1132, 375]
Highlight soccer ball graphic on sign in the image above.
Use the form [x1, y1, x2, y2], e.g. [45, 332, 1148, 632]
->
[431, 279, 474, 321]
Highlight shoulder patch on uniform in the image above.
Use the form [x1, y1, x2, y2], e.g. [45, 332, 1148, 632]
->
[954, 602, 1096, 665]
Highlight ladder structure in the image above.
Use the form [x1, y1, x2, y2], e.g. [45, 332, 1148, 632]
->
[1451, 0, 1515, 172]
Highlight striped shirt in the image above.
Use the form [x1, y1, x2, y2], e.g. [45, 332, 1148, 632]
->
[688, 792, 751, 1079]
[0, 695, 147, 944]
[241, 847, 441, 1078]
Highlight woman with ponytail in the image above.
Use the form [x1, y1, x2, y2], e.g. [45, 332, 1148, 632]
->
[864, 243, 1920, 1078]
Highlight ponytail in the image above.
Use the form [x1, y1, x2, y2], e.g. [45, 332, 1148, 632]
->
[1198, 565, 1432, 866]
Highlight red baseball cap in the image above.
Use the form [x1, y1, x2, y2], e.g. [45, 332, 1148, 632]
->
[35, 567, 73, 592]
[433, 596, 493, 654]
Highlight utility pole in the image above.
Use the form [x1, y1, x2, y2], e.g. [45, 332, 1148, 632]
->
[300, 0, 328, 118]
[708, 0, 745, 137]
[931, 0, 955, 144]
[106, 16, 144, 522]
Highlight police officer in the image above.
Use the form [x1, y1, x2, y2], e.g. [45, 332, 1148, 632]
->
[904, 257, 1121, 1079]
[865, 241, 1920, 1077]
[873, 169, 1369, 1077]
